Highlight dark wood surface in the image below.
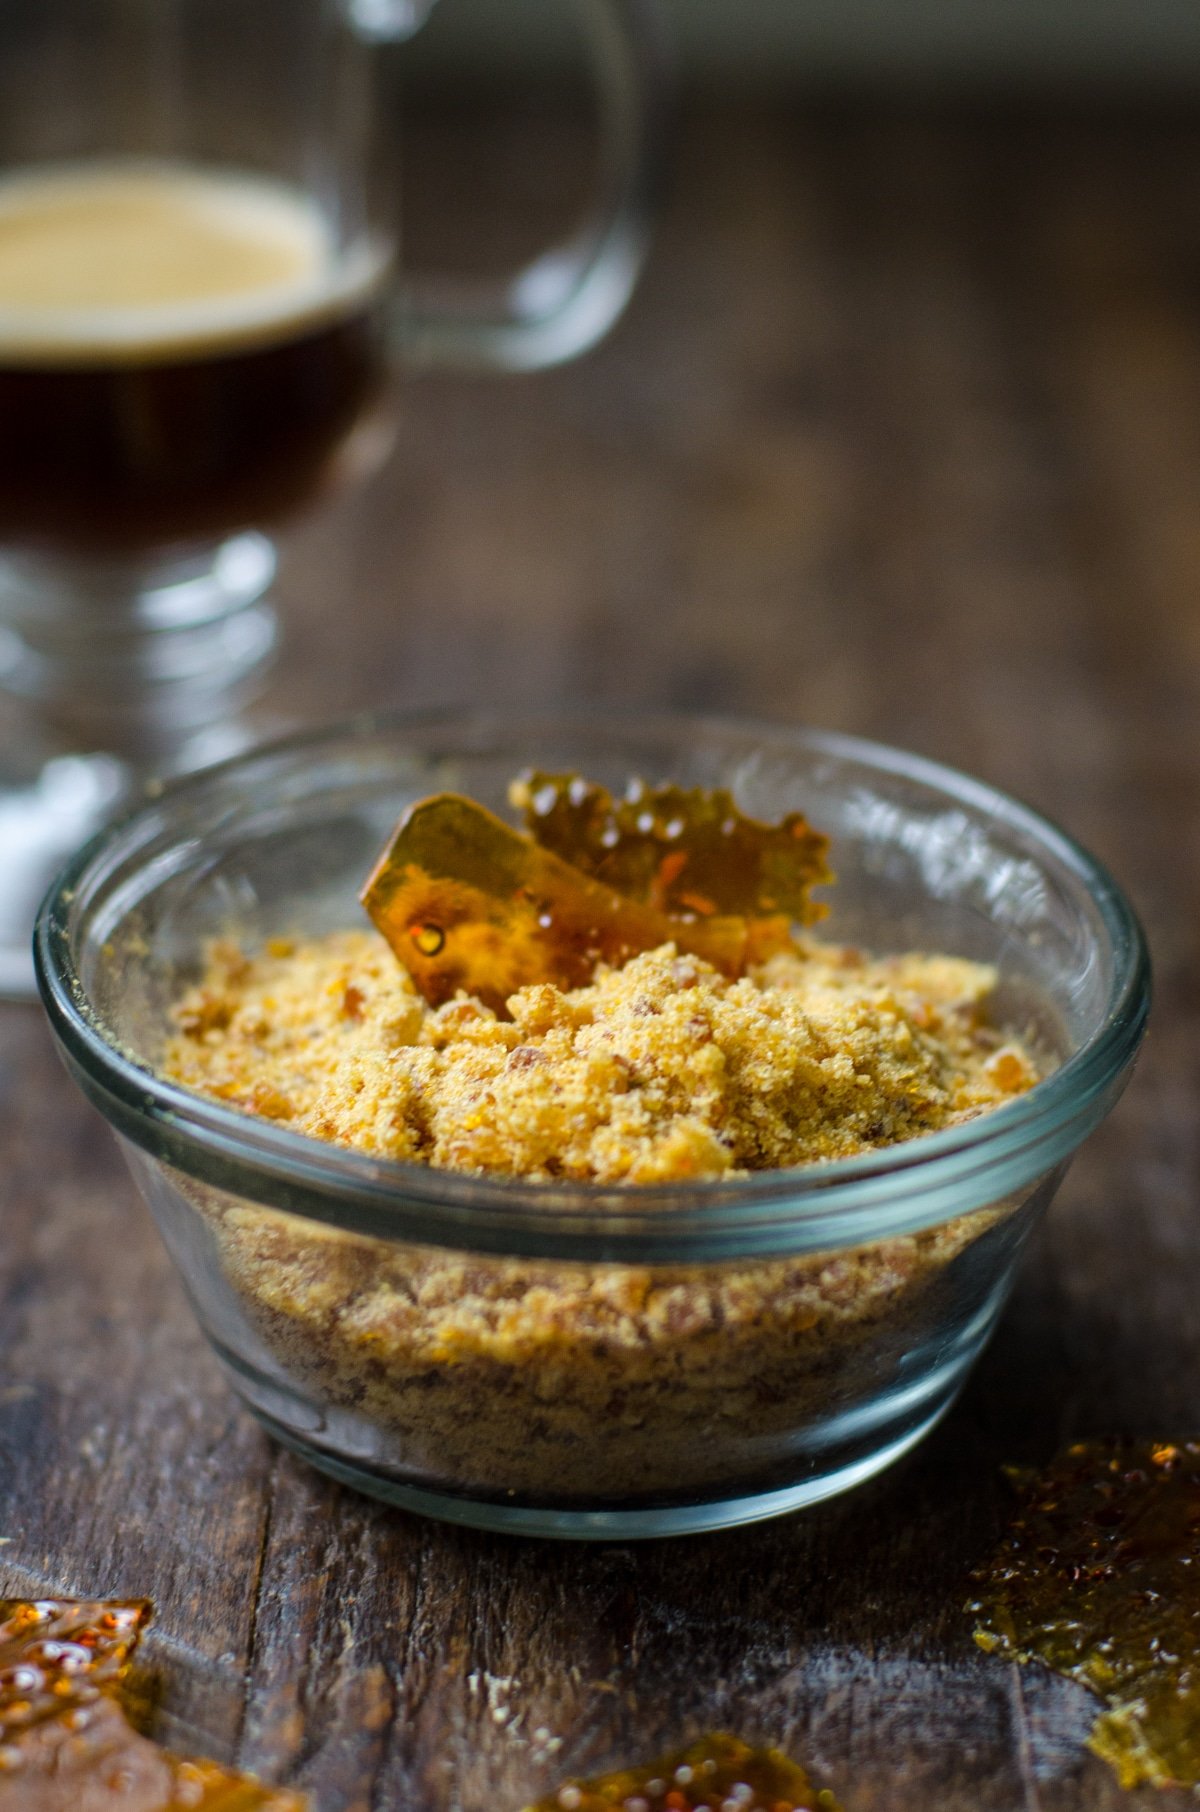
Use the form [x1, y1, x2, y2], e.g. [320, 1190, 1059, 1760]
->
[2, 98, 1198, 1809]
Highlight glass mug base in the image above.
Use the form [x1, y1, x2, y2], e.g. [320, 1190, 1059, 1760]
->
[0, 533, 279, 997]
[0, 534, 279, 742]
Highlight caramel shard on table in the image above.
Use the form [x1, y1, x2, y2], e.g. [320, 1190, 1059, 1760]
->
[969, 1439, 1200, 1792]
[525, 1732, 842, 1812]
[361, 793, 757, 1014]
[0, 1597, 307, 1811]
[512, 771, 832, 923]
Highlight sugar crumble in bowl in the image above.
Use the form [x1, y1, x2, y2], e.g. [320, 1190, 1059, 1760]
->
[36, 713, 1148, 1537]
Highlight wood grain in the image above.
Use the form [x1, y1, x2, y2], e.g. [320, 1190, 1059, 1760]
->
[2, 99, 1198, 1809]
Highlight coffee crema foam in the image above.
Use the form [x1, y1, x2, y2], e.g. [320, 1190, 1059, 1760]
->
[0, 161, 389, 366]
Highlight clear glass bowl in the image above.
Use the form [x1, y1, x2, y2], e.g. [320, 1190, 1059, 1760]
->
[35, 712, 1150, 1538]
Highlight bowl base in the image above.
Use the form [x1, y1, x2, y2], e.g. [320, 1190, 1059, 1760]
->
[248, 1400, 953, 1540]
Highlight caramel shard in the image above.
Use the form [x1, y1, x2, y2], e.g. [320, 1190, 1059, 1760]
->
[513, 772, 832, 924]
[525, 1732, 842, 1812]
[969, 1439, 1200, 1792]
[361, 794, 756, 1014]
[0, 1597, 307, 1811]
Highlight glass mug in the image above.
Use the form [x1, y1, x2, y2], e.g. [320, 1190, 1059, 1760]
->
[0, 0, 666, 991]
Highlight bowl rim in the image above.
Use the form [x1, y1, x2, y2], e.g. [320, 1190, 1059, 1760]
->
[34, 707, 1151, 1255]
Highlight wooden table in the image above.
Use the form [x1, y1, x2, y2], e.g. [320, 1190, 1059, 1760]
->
[1, 98, 1196, 1809]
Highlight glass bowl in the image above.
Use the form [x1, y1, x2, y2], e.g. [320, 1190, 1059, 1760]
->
[34, 712, 1149, 1539]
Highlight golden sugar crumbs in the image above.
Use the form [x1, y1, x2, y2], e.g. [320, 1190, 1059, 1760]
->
[164, 930, 1038, 1185]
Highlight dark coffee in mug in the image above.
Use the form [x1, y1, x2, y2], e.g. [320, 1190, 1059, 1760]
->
[0, 162, 391, 549]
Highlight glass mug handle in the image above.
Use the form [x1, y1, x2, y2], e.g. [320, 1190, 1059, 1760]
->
[372, 0, 670, 371]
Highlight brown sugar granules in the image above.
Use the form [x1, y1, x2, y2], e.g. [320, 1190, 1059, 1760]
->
[157, 931, 1041, 1503]
[165, 931, 1036, 1184]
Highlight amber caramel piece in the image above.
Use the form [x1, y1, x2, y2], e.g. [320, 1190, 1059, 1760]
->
[969, 1440, 1200, 1791]
[361, 793, 757, 1013]
[524, 1733, 842, 1812]
[0, 1597, 151, 1727]
[513, 772, 832, 924]
[0, 1598, 306, 1810]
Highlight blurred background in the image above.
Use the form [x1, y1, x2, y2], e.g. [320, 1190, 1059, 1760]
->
[3, 0, 1196, 965]
[264, 0, 1189, 1021]
[302, 0, 1197, 823]
[407, 0, 1200, 89]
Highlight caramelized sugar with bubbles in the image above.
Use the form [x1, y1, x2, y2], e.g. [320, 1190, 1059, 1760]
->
[361, 793, 773, 1016]
[970, 1439, 1200, 1791]
[525, 1732, 841, 1812]
[512, 773, 831, 924]
[361, 776, 826, 1016]
[0, 1597, 306, 1810]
